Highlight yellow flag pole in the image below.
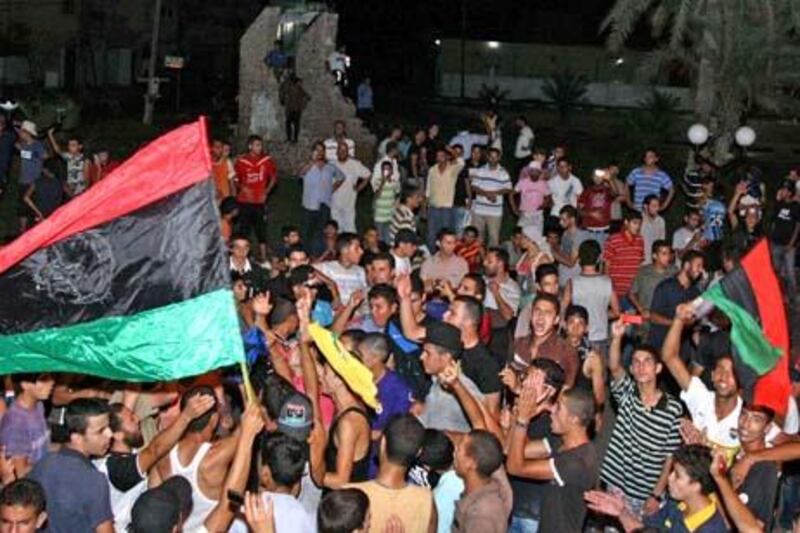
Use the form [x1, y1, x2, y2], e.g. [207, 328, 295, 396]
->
[239, 360, 256, 406]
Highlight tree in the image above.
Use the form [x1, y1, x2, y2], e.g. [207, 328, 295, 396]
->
[602, 0, 800, 164]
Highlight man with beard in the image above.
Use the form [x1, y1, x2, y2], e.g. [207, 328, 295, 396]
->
[95, 393, 216, 532]
[646, 250, 705, 350]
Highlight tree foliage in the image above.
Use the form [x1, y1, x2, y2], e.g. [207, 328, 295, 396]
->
[541, 69, 589, 120]
[602, 0, 800, 162]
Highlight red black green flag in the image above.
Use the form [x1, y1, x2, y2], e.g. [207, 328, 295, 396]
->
[0, 118, 244, 381]
[703, 239, 790, 416]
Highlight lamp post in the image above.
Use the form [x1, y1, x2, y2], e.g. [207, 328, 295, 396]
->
[687, 123, 709, 148]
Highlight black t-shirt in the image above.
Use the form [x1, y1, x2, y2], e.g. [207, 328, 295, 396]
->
[647, 277, 701, 349]
[453, 165, 470, 207]
[106, 452, 145, 492]
[33, 176, 64, 216]
[423, 137, 444, 168]
[510, 414, 553, 519]
[771, 201, 800, 245]
[539, 440, 600, 533]
[737, 460, 779, 526]
[461, 342, 502, 394]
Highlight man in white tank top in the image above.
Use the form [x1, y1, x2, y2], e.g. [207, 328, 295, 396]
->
[95, 392, 215, 532]
[156, 386, 242, 531]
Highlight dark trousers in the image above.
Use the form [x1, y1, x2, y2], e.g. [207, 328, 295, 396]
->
[303, 204, 330, 257]
[286, 111, 301, 143]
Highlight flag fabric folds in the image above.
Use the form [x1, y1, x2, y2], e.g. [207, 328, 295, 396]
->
[0, 118, 244, 381]
[702, 239, 790, 416]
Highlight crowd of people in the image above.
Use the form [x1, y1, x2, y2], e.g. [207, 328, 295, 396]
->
[2, 107, 800, 533]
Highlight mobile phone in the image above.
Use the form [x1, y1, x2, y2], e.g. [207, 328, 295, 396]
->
[620, 314, 643, 326]
[227, 490, 244, 507]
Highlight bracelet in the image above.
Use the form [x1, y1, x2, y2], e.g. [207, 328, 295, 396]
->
[514, 419, 529, 429]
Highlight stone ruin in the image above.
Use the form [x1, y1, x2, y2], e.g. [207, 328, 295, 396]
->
[238, 7, 376, 174]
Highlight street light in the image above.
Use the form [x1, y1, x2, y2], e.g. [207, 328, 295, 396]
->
[734, 126, 756, 147]
[687, 123, 709, 146]
[487, 41, 500, 49]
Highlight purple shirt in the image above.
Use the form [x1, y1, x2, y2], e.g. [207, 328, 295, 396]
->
[373, 370, 412, 431]
[0, 402, 49, 463]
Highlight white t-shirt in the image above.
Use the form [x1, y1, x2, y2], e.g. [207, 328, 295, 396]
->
[324, 137, 355, 162]
[548, 174, 584, 216]
[483, 276, 521, 315]
[327, 51, 348, 72]
[316, 261, 367, 306]
[514, 126, 534, 159]
[230, 491, 317, 533]
[332, 158, 370, 211]
[681, 376, 743, 451]
[672, 227, 696, 253]
[641, 215, 665, 264]
[393, 253, 412, 276]
[470, 164, 511, 217]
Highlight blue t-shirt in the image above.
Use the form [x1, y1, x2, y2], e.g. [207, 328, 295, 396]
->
[18, 140, 46, 185]
[702, 199, 727, 242]
[373, 370, 412, 431]
[30, 448, 113, 533]
[644, 498, 728, 533]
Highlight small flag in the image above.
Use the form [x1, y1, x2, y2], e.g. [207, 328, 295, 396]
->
[0, 118, 244, 381]
[702, 239, 790, 416]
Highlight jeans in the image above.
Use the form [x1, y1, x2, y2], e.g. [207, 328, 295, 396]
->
[453, 207, 468, 236]
[303, 204, 330, 257]
[772, 243, 797, 295]
[584, 228, 609, 250]
[509, 516, 539, 533]
[285, 110, 301, 142]
[471, 212, 502, 246]
[427, 206, 454, 250]
[375, 221, 392, 245]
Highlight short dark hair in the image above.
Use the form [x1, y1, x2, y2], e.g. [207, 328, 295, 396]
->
[565, 304, 589, 324]
[261, 433, 308, 487]
[533, 292, 560, 316]
[65, 398, 109, 436]
[384, 414, 425, 468]
[324, 219, 339, 231]
[577, 239, 601, 266]
[108, 402, 126, 433]
[368, 283, 398, 306]
[179, 386, 218, 433]
[632, 344, 660, 364]
[453, 295, 483, 328]
[651, 239, 671, 256]
[269, 297, 297, 328]
[437, 227, 457, 240]
[535, 263, 558, 285]
[742, 403, 775, 424]
[683, 250, 705, 265]
[318, 489, 369, 533]
[368, 251, 395, 270]
[419, 429, 454, 471]
[400, 185, 421, 204]
[673, 444, 715, 495]
[562, 388, 596, 427]
[623, 209, 643, 222]
[559, 205, 578, 219]
[282, 225, 300, 238]
[530, 358, 566, 394]
[462, 273, 486, 299]
[410, 273, 425, 296]
[335, 232, 360, 256]
[466, 430, 503, 478]
[487, 247, 510, 272]
[487, 147, 501, 157]
[642, 194, 659, 207]
[247, 134, 263, 146]
[0, 479, 46, 514]
[359, 333, 391, 364]
[286, 243, 308, 258]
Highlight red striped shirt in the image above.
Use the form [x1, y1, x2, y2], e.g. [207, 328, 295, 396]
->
[604, 231, 644, 296]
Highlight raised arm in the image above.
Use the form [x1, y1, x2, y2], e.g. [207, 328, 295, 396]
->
[661, 304, 693, 391]
[608, 318, 627, 382]
[710, 452, 763, 533]
[396, 274, 426, 341]
[506, 377, 555, 479]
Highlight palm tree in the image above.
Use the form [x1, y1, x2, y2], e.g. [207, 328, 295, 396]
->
[602, 0, 800, 163]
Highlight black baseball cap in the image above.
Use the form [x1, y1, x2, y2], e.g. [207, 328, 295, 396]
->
[423, 322, 463, 359]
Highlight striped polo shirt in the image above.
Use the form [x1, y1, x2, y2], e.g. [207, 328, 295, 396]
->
[626, 166, 673, 210]
[371, 157, 402, 224]
[603, 231, 644, 297]
[601, 375, 682, 503]
[469, 164, 511, 218]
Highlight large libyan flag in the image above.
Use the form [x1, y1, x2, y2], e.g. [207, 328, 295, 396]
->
[0, 118, 244, 380]
[703, 239, 790, 416]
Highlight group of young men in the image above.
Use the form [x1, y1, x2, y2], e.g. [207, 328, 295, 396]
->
[2, 109, 800, 532]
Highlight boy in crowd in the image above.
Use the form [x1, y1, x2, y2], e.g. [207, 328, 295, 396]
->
[47, 127, 89, 197]
[455, 226, 485, 274]
[0, 479, 48, 533]
[0, 374, 54, 477]
[640, 194, 666, 265]
[234, 135, 278, 261]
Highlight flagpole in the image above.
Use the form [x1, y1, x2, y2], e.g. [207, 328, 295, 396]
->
[239, 360, 256, 406]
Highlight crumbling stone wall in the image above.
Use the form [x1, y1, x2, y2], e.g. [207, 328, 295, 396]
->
[238, 7, 376, 174]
